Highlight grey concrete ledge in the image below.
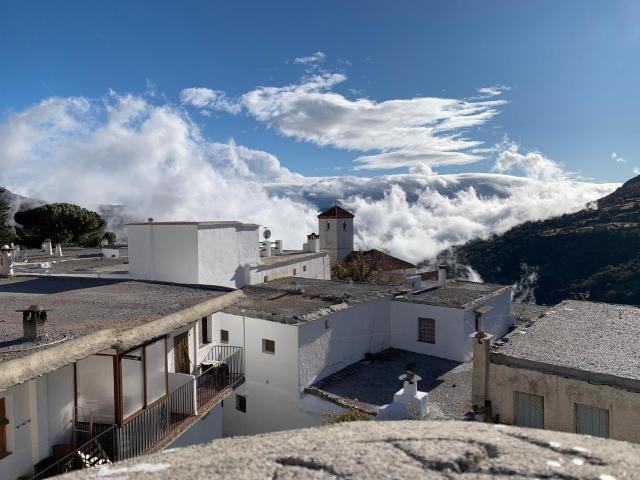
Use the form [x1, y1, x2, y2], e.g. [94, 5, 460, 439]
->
[61, 420, 640, 479]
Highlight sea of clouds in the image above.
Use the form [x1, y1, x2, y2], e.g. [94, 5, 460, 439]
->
[0, 83, 618, 264]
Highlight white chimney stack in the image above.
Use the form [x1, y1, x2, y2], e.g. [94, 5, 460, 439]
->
[377, 371, 428, 420]
[437, 264, 446, 287]
[0, 245, 15, 277]
[274, 240, 283, 255]
[56, 244, 63, 257]
[305, 233, 320, 253]
[43, 239, 53, 256]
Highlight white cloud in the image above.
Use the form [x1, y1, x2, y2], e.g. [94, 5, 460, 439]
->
[294, 51, 326, 64]
[477, 85, 511, 97]
[0, 91, 618, 264]
[239, 72, 506, 171]
[612, 152, 627, 163]
[493, 143, 565, 180]
[633, 167, 640, 175]
[179, 87, 241, 114]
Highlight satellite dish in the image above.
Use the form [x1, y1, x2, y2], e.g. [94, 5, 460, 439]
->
[263, 228, 272, 240]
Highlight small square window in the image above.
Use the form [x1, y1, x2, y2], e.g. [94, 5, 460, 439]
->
[262, 338, 276, 354]
[303, 265, 307, 272]
[220, 329, 229, 344]
[417, 318, 435, 344]
[293, 268, 297, 276]
[264, 275, 268, 283]
[236, 394, 246, 413]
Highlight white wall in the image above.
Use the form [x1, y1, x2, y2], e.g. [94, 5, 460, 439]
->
[168, 403, 222, 448]
[390, 301, 467, 362]
[197, 225, 259, 288]
[298, 299, 391, 388]
[128, 224, 199, 284]
[45, 365, 74, 448]
[249, 255, 330, 285]
[0, 383, 35, 479]
[319, 217, 353, 261]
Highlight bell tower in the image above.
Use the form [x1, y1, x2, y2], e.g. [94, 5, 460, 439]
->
[317, 205, 354, 262]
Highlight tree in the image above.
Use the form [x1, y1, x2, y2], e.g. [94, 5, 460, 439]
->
[331, 250, 405, 285]
[102, 231, 117, 245]
[0, 192, 14, 245]
[14, 203, 107, 248]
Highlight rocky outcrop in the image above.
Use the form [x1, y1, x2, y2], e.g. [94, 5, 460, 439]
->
[62, 420, 639, 479]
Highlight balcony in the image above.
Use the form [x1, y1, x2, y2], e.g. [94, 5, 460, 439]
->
[30, 346, 244, 479]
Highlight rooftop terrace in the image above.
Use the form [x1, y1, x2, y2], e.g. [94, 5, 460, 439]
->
[396, 279, 509, 308]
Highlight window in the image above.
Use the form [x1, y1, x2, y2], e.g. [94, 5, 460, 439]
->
[343, 221, 347, 231]
[145, 339, 167, 405]
[0, 398, 8, 458]
[417, 318, 435, 344]
[326, 221, 331, 230]
[514, 391, 544, 429]
[121, 348, 145, 418]
[199, 317, 211, 346]
[324, 319, 330, 329]
[236, 394, 247, 413]
[262, 338, 276, 354]
[263, 275, 268, 283]
[303, 265, 307, 272]
[576, 404, 609, 438]
[293, 268, 297, 276]
[220, 329, 229, 344]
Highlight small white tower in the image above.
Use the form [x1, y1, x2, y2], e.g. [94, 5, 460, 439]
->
[377, 370, 428, 421]
[317, 205, 354, 263]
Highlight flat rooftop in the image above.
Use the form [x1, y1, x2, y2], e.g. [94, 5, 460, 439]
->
[0, 276, 229, 360]
[259, 250, 326, 267]
[224, 277, 405, 324]
[127, 220, 259, 228]
[14, 248, 129, 275]
[395, 280, 509, 308]
[306, 348, 471, 419]
[496, 300, 640, 382]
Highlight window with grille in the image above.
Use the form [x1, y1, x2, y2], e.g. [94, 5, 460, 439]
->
[262, 338, 276, 354]
[417, 318, 435, 344]
[303, 265, 307, 272]
[576, 404, 609, 438]
[236, 394, 247, 413]
[220, 329, 229, 344]
[514, 391, 544, 429]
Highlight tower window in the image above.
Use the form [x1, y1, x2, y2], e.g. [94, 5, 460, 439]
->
[343, 221, 347, 231]
[327, 221, 331, 230]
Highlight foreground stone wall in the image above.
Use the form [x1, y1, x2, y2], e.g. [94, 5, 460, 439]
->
[62, 420, 639, 479]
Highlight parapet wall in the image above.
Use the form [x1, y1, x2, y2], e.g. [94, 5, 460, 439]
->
[61, 420, 640, 479]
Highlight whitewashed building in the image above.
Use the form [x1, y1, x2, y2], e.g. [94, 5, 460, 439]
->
[127, 221, 330, 288]
[210, 275, 513, 437]
[0, 276, 244, 479]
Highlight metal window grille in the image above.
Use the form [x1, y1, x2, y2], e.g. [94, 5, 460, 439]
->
[417, 318, 435, 344]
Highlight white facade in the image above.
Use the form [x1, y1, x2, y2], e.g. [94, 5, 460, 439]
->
[0, 365, 75, 480]
[319, 217, 354, 261]
[213, 286, 513, 437]
[127, 222, 330, 288]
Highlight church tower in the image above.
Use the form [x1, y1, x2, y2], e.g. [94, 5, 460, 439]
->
[317, 205, 354, 262]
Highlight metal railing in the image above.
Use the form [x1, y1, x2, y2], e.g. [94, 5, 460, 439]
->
[31, 426, 116, 479]
[30, 346, 244, 479]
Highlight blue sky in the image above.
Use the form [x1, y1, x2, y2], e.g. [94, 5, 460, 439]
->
[1, 0, 638, 182]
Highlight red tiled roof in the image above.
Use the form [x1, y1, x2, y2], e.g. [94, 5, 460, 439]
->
[317, 206, 355, 219]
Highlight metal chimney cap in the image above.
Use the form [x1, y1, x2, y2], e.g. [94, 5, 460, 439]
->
[16, 304, 44, 313]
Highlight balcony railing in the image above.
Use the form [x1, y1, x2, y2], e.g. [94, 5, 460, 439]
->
[30, 346, 244, 479]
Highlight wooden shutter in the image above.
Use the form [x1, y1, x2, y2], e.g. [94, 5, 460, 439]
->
[514, 391, 544, 429]
[576, 404, 609, 438]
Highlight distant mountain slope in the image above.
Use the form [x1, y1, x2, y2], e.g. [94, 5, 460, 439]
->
[448, 176, 640, 305]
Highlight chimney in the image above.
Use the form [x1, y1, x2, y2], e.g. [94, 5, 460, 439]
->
[376, 370, 428, 420]
[0, 245, 15, 277]
[17, 305, 47, 340]
[471, 331, 493, 412]
[43, 239, 53, 256]
[437, 264, 446, 287]
[305, 233, 320, 253]
[56, 244, 63, 257]
[274, 240, 283, 256]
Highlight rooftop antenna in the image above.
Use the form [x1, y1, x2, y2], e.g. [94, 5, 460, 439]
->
[263, 227, 272, 240]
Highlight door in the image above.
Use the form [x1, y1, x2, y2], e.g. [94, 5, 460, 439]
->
[514, 391, 544, 429]
[173, 333, 190, 374]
